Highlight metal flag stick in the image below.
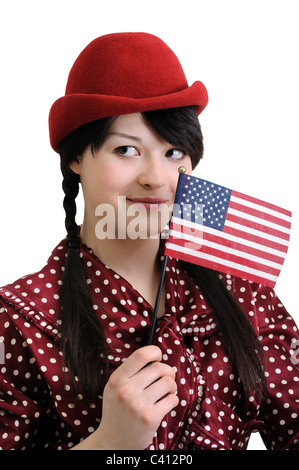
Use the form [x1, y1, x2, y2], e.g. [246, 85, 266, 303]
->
[147, 254, 169, 345]
[146, 166, 186, 345]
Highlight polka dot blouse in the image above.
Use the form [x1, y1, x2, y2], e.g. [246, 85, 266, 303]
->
[0, 239, 298, 450]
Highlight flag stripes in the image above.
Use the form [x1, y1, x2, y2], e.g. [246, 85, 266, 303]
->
[165, 173, 292, 287]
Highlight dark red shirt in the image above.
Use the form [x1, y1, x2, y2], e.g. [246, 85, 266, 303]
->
[0, 239, 298, 449]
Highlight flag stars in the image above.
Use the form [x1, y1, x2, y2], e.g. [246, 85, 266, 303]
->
[177, 175, 232, 230]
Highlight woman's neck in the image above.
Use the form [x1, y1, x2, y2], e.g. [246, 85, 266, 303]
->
[80, 222, 165, 313]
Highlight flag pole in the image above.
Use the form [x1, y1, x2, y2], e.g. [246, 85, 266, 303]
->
[147, 254, 168, 345]
[147, 166, 186, 345]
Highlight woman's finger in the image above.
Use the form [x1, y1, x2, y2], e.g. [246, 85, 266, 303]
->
[109, 345, 162, 380]
[132, 360, 176, 390]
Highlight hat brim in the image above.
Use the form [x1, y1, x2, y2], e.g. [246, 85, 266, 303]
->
[49, 80, 208, 152]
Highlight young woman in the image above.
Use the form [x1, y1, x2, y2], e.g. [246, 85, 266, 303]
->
[0, 32, 298, 450]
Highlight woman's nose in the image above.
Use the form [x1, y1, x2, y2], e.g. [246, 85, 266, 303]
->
[137, 157, 166, 188]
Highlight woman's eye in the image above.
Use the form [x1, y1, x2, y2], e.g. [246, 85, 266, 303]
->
[166, 148, 186, 160]
[115, 146, 140, 157]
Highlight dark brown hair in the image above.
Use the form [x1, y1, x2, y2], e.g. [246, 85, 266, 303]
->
[58, 106, 266, 404]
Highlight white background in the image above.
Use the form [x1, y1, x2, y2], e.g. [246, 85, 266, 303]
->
[0, 0, 298, 450]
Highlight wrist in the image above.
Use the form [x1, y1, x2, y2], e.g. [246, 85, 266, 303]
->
[71, 426, 107, 450]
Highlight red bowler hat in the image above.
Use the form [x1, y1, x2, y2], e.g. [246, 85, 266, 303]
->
[49, 32, 208, 152]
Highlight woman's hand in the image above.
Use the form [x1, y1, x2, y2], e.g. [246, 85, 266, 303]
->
[73, 345, 178, 450]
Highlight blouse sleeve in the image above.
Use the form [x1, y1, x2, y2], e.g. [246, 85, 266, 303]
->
[254, 284, 299, 449]
[0, 300, 50, 450]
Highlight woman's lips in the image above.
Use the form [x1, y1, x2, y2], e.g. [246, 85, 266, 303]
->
[126, 197, 169, 210]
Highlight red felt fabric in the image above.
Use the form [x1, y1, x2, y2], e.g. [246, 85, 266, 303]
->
[49, 33, 208, 152]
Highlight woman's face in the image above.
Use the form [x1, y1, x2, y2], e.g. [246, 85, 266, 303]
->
[71, 112, 192, 240]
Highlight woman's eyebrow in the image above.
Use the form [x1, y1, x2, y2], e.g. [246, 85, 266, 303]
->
[107, 132, 142, 142]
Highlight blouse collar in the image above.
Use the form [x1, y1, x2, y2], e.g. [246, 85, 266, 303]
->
[0, 237, 217, 344]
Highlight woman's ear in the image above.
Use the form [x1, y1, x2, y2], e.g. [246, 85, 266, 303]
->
[69, 158, 81, 175]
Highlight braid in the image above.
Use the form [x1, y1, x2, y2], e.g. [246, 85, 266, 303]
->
[57, 117, 116, 402]
[62, 169, 80, 249]
[60, 169, 108, 402]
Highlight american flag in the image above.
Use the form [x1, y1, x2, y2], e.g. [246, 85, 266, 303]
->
[164, 173, 292, 288]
